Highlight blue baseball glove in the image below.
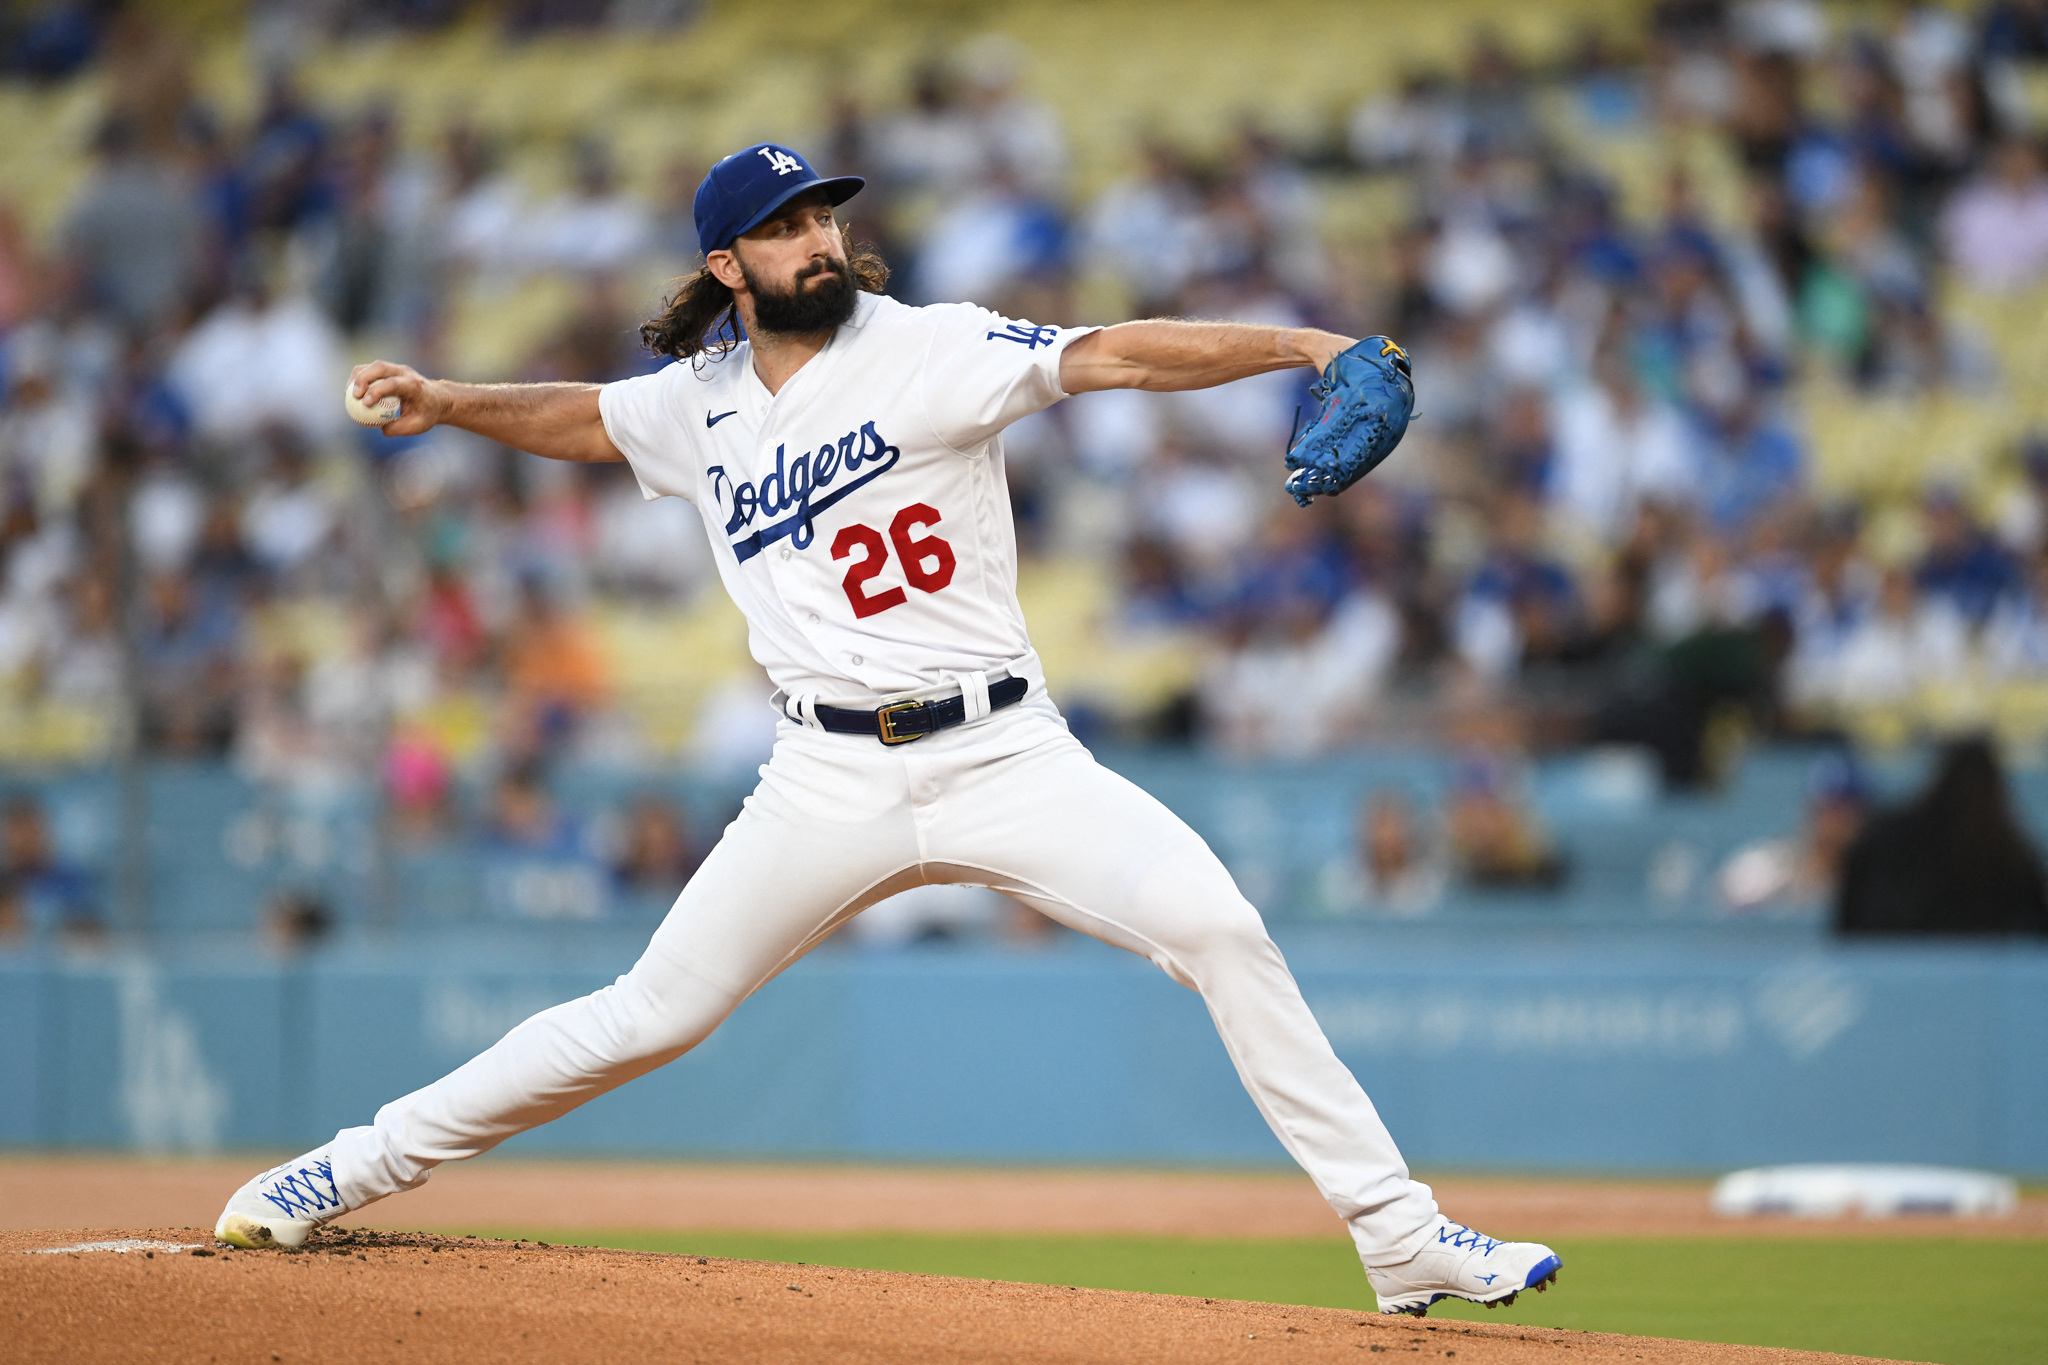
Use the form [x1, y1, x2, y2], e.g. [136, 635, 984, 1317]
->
[1282, 336, 1414, 506]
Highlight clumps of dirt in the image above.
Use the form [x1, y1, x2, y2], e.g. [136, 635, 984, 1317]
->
[2, 1228, 1895, 1365]
[297, 1227, 542, 1253]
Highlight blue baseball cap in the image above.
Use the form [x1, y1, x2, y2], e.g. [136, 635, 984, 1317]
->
[693, 143, 864, 254]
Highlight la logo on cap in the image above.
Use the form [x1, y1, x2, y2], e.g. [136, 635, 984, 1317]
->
[693, 141, 865, 253]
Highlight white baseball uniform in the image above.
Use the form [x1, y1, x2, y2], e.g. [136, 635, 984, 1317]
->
[328, 291, 1441, 1268]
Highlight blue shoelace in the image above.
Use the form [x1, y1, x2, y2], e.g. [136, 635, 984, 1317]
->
[259, 1158, 341, 1219]
[1436, 1222, 1502, 1255]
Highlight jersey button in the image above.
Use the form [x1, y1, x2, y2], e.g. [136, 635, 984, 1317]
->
[851, 655, 863, 665]
[780, 547, 791, 560]
[809, 613, 820, 623]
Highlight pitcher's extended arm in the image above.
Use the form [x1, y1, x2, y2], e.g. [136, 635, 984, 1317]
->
[1057, 319, 1355, 395]
[350, 361, 623, 463]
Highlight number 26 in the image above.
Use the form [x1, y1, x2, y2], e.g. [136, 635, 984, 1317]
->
[832, 502, 957, 619]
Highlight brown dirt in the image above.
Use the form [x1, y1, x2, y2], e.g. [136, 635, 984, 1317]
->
[1, 1227, 1908, 1365]
[2, 1157, 2040, 1240]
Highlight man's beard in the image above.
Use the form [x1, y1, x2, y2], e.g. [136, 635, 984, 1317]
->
[741, 254, 857, 335]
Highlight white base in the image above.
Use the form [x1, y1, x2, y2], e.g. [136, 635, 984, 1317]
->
[1711, 1164, 2018, 1218]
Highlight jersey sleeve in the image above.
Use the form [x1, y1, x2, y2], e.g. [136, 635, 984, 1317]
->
[598, 364, 700, 503]
[920, 305, 1100, 454]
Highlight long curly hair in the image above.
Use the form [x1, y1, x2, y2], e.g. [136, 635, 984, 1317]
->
[639, 238, 891, 364]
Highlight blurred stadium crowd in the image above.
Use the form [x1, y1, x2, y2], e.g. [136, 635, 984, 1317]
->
[0, 0, 2046, 938]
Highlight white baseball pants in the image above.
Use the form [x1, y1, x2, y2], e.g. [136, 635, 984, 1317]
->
[331, 697, 1441, 1267]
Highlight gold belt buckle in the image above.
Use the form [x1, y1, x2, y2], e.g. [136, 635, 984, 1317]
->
[876, 699, 927, 745]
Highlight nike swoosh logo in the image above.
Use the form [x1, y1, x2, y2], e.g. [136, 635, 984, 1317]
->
[706, 410, 738, 428]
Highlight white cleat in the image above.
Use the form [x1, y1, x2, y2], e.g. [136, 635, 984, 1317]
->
[1366, 1216, 1561, 1316]
[214, 1148, 348, 1249]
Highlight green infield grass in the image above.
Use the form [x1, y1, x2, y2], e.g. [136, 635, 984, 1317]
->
[469, 1228, 2046, 1365]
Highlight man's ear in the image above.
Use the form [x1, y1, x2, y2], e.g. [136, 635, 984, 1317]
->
[706, 248, 745, 292]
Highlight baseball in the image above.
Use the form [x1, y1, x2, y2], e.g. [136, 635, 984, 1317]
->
[344, 378, 402, 426]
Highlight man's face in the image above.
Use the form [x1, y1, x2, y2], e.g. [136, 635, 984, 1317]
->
[717, 191, 857, 334]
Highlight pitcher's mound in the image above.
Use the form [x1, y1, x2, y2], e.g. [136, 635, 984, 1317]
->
[3, 1227, 1898, 1364]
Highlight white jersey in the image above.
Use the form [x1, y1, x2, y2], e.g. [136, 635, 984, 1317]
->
[599, 291, 1096, 708]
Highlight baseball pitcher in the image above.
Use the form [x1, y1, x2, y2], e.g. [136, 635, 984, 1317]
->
[214, 143, 1558, 1317]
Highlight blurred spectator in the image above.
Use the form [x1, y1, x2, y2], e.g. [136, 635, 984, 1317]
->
[611, 792, 699, 893]
[316, 105, 444, 338]
[243, 71, 332, 234]
[3, 1, 106, 80]
[1085, 143, 1207, 311]
[916, 168, 1066, 305]
[306, 607, 422, 770]
[1809, 567, 1966, 710]
[259, 887, 333, 956]
[1454, 491, 1584, 682]
[61, 115, 202, 332]
[415, 560, 490, 675]
[1915, 489, 2015, 625]
[485, 761, 569, 850]
[440, 121, 524, 272]
[1984, 549, 2048, 677]
[1817, 173, 1940, 387]
[1718, 752, 1869, 912]
[239, 423, 338, 575]
[128, 455, 207, 574]
[0, 793, 99, 942]
[1940, 137, 2048, 291]
[589, 462, 712, 596]
[235, 651, 327, 787]
[166, 250, 346, 443]
[957, 34, 1067, 195]
[649, 154, 705, 263]
[1836, 737, 2048, 935]
[1201, 507, 1401, 756]
[1326, 788, 1447, 917]
[502, 576, 610, 750]
[46, 572, 123, 710]
[1427, 205, 1518, 318]
[0, 202, 42, 327]
[1145, 442, 1261, 580]
[1696, 397, 1803, 535]
[1444, 756, 1566, 889]
[1549, 350, 1697, 541]
[137, 570, 241, 755]
[481, 761, 608, 920]
[523, 138, 651, 275]
[1349, 72, 1464, 171]
[0, 330, 96, 517]
[526, 275, 644, 382]
[384, 725, 454, 844]
[873, 57, 981, 197]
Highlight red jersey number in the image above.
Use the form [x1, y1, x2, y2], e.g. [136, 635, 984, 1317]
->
[831, 523, 908, 619]
[833, 503, 957, 618]
[890, 502, 958, 593]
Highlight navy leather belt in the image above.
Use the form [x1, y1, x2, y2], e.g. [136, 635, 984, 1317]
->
[816, 675, 1029, 745]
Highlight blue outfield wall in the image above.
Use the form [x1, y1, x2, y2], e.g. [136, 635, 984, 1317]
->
[3, 928, 2044, 1174]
